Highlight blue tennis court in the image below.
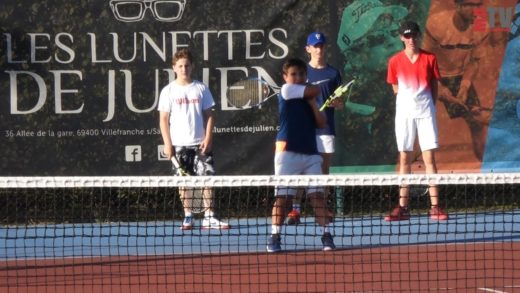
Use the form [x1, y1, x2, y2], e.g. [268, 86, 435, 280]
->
[2, 174, 520, 292]
[2, 211, 519, 259]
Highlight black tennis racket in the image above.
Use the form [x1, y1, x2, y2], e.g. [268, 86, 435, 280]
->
[319, 79, 355, 111]
[171, 156, 207, 214]
[408, 185, 429, 199]
[226, 78, 280, 109]
[406, 154, 431, 199]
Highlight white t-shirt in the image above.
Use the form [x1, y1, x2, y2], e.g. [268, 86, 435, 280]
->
[157, 80, 215, 146]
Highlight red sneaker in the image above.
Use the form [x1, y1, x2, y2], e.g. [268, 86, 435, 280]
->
[287, 210, 301, 225]
[384, 206, 410, 221]
[430, 206, 448, 221]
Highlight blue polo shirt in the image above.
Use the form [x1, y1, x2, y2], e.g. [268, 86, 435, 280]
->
[306, 64, 342, 135]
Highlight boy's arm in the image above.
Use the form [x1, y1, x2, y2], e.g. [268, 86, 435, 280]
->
[281, 84, 319, 100]
[201, 108, 214, 153]
[159, 111, 173, 159]
[391, 84, 398, 96]
[302, 85, 326, 128]
[302, 84, 320, 100]
[308, 99, 327, 128]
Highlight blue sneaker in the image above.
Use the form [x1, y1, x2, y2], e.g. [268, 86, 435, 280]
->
[321, 233, 335, 251]
[181, 216, 193, 230]
[266, 234, 281, 253]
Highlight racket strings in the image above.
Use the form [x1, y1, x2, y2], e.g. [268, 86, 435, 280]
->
[227, 79, 277, 108]
[228, 80, 258, 107]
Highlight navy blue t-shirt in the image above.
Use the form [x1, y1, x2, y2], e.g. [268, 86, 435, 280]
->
[306, 64, 342, 135]
[276, 84, 318, 154]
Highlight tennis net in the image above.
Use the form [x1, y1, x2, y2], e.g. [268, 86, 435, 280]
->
[1, 174, 519, 293]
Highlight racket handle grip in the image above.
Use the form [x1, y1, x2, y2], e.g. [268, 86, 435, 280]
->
[171, 157, 188, 176]
[171, 157, 181, 168]
[319, 102, 329, 112]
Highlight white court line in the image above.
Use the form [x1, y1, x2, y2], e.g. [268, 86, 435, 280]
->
[478, 288, 506, 293]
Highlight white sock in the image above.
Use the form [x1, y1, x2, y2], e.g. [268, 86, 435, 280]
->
[271, 225, 281, 235]
[204, 210, 214, 218]
[185, 212, 192, 218]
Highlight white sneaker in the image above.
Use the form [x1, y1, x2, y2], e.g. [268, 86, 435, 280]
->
[202, 217, 230, 230]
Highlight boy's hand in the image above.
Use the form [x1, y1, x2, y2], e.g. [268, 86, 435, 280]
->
[329, 98, 344, 109]
[163, 144, 174, 159]
[199, 139, 212, 154]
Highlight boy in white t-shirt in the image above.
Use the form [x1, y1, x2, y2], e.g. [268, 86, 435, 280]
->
[158, 48, 229, 230]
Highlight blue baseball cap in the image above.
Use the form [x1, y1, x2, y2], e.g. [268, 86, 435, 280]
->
[306, 32, 326, 46]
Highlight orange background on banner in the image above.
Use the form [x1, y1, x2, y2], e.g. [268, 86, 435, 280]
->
[409, 0, 516, 173]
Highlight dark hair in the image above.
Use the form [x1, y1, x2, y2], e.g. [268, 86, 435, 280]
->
[172, 48, 193, 66]
[282, 58, 307, 74]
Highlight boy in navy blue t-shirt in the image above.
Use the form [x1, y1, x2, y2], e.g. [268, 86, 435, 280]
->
[266, 58, 335, 253]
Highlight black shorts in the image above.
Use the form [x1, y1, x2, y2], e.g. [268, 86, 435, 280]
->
[173, 146, 215, 176]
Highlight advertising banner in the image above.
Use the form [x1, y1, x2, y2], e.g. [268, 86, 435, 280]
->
[1, 0, 518, 175]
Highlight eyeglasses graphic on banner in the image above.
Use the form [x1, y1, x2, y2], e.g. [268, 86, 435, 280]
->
[110, 0, 186, 22]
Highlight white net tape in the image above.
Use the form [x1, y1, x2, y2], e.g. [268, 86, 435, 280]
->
[1, 173, 520, 188]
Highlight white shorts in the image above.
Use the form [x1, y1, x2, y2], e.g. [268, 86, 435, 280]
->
[316, 135, 335, 153]
[274, 151, 323, 197]
[395, 116, 438, 152]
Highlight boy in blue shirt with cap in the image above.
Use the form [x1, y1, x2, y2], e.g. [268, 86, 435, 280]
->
[287, 32, 343, 225]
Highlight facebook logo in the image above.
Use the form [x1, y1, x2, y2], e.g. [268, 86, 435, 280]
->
[125, 145, 142, 162]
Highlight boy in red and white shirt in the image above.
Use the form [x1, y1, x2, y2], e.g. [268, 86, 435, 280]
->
[386, 21, 448, 221]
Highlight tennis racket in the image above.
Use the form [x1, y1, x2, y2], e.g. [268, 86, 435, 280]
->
[171, 156, 189, 176]
[408, 185, 429, 199]
[406, 153, 430, 199]
[171, 156, 207, 214]
[319, 79, 356, 111]
[226, 78, 280, 109]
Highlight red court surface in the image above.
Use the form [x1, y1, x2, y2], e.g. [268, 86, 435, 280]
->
[1, 242, 519, 293]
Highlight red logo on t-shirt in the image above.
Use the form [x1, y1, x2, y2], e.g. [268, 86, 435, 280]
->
[175, 96, 200, 104]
